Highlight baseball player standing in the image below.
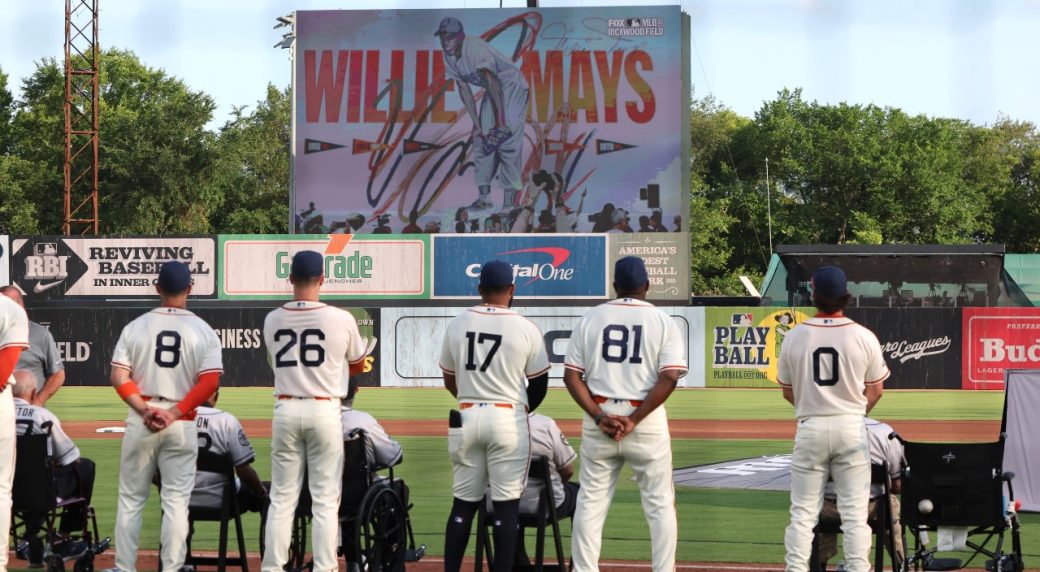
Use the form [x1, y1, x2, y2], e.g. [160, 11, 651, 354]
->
[436, 17, 530, 213]
[261, 251, 369, 572]
[0, 291, 28, 572]
[439, 260, 550, 572]
[563, 256, 687, 572]
[109, 261, 223, 572]
[777, 266, 889, 572]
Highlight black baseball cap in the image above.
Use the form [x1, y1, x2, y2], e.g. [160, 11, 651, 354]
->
[291, 250, 324, 279]
[479, 260, 514, 287]
[812, 266, 848, 298]
[614, 256, 649, 290]
[157, 261, 192, 294]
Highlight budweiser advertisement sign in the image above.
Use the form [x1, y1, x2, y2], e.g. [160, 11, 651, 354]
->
[962, 308, 1040, 389]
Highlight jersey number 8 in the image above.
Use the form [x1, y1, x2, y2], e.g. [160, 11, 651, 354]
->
[155, 331, 182, 368]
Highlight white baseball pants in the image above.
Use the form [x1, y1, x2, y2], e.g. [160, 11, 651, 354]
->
[785, 415, 871, 572]
[115, 406, 198, 572]
[448, 404, 530, 502]
[571, 402, 676, 572]
[262, 399, 344, 572]
[0, 388, 14, 572]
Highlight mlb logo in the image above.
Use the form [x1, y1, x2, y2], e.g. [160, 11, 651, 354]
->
[34, 243, 58, 256]
[731, 313, 753, 326]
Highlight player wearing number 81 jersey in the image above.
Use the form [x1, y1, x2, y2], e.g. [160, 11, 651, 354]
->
[564, 256, 687, 572]
[261, 251, 370, 572]
[110, 261, 223, 572]
[777, 266, 889, 572]
[439, 260, 550, 572]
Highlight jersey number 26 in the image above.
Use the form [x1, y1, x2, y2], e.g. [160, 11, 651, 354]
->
[274, 328, 326, 367]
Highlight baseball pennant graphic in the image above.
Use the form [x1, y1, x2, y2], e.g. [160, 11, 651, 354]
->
[402, 139, 443, 154]
[595, 139, 637, 155]
[352, 139, 392, 154]
[303, 138, 346, 154]
[544, 139, 586, 156]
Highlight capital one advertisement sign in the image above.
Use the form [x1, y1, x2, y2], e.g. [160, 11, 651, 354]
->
[293, 7, 689, 235]
[432, 234, 606, 299]
[219, 234, 429, 300]
[962, 308, 1040, 388]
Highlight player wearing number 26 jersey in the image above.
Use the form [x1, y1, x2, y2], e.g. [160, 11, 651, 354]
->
[564, 256, 687, 572]
[777, 266, 889, 572]
[440, 260, 550, 572]
[261, 251, 369, 572]
[110, 261, 223, 572]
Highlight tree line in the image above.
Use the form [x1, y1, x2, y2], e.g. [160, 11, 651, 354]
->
[2, 50, 1038, 294]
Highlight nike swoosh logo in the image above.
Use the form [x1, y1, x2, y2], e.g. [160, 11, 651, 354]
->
[33, 280, 65, 293]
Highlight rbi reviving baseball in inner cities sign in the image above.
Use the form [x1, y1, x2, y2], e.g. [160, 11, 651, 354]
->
[292, 6, 690, 236]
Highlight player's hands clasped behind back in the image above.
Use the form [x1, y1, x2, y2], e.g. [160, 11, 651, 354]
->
[142, 406, 177, 432]
[598, 414, 637, 442]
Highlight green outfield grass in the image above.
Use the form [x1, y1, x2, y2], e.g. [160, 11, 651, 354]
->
[47, 386, 1007, 421]
[26, 386, 1034, 568]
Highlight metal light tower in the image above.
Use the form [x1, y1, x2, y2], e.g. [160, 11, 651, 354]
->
[63, 0, 100, 235]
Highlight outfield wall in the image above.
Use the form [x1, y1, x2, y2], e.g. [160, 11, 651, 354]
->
[20, 303, 1040, 390]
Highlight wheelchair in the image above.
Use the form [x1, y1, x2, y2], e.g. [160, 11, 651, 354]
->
[287, 428, 425, 572]
[896, 433, 1024, 571]
[10, 420, 110, 572]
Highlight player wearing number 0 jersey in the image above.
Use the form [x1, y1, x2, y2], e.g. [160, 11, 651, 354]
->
[261, 251, 369, 572]
[564, 256, 687, 572]
[440, 260, 550, 572]
[109, 261, 223, 572]
[0, 292, 29, 572]
[777, 266, 889, 572]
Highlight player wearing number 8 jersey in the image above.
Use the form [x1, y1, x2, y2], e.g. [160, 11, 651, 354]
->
[777, 266, 889, 572]
[564, 256, 687, 572]
[439, 260, 550, 572]
[109, 261, 223, 572]
[261, 251, 370, 572]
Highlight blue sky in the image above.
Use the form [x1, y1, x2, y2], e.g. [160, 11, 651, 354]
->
[3, 0, 1039, 129]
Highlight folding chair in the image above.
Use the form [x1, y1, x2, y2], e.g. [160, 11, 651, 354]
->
[476, 456, 569, 572]
[809, 462, 898, 572]
[11, 421, 106, 572]
[185, 449, 249, 572]
[899, 438, 1024, 571]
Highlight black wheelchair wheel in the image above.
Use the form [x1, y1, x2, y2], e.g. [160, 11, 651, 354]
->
[354, 485, 407, 572]
[46, 553, 64, 572]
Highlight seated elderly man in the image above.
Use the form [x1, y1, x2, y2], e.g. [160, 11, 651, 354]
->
[341, 382, 403, 469]
[11, 370, 96, 566]
[191, 390, 268, 514]
[514, 412, 579, 565]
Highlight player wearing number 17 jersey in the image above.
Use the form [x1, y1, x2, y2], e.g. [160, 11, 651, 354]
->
[110, 261, 223, 572]
[777, 266, 889, 572]
[563, 256, 687, 572]
[439, 260, 550, 572]
[261, 251, 369, 572]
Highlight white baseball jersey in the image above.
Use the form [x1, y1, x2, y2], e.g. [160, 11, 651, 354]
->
[565, 298, 688, 400]
[14, 398, 80, 466]
[445, 36, 528, 96]
[341, 406, 403, 468]
[439, 305, 550, 407]
[191, 406, 256, 509]
[263, 301, 367, 399]
[111, 307, 223, 400]
[0, 295, 29, 387]
[777, 316, 890, 418]
[522, 413, 577, 514]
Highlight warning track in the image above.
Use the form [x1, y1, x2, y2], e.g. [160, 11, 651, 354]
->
[65, 418, 999, 442]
